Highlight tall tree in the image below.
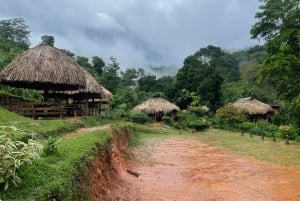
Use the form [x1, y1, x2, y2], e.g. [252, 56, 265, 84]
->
[120, 68, 144, 88]
[92, 56, 105, 75]
[194, 45, 240, 82]
[76, 56, 90, 67]
[138, 74, 157, 92]
[40, 35, 54, 46]
[251, 0, 300, 100]
[100, 57, 121, 94]
[0, 18, 30, 50]
[175, 52, 223, 110]
[0, 18, 30, 69]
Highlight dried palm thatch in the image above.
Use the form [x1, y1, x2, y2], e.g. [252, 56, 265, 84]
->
[99, 85, 113, 102]
[133, 97, 180, 114]
[0, 45, 86, 91]
[233, 97, 273, 115]
[48, 68, 112, 102]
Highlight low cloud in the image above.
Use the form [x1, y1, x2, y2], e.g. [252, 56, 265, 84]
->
[0, 0, 261, 70]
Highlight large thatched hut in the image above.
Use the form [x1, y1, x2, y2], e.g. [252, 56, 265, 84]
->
[133, 97, 180, 121]
[0, 45, 86, 92]
[49, 68, 112, 102]
[47, 68, 113, 116]
[233, 97, 273, 121]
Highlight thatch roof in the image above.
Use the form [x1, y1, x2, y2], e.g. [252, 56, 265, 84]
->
[48, 68, 112, 102]
[233, 97, 273, 115]
[99, 85, 113, 102]
[0, 45, 86, 91]
[133, 97, 180, 114]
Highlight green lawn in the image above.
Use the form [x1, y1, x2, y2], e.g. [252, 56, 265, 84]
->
[0, 107, 83, 139]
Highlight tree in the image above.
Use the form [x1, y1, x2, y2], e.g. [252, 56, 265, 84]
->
[92, 56, 105, 75]
[156, 76, 176, 100]
[120, 68, 143, 88]
[137, 74, 157, 92]
[40, 35, 54, 46]
[61, 49, 75, 59]
[0, 18, 30, 50]
[250, 0, 300, 100]
[100, 57, 121, 94]
[175, 51, 223, 110]
[194, 45, 240, 82]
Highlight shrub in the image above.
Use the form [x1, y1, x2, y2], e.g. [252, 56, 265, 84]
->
[175, 110, 198, 129]
[0, 126, 43, 191]
[239, 122, 256, 133]
[127, 112, 148, 123]
[43, 136, 61, 156]
[188, 119, 209, 131]
[188, 106, 207, 117]
[215, 104, 247, 128]
[162, 116, 172, 125]
[248, 124, 267, 136]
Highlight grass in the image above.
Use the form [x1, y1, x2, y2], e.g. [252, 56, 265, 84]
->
[0, 107, 83, 139]
[0, 129, 112, 201]
[192, 129, 300, 167]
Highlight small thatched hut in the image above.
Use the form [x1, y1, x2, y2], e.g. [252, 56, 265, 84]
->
[0, 45, 86, 92]
[233, 97, 273, 121]
[133, 97, 180, 121]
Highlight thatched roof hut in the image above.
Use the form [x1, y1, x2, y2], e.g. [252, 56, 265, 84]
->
[48, 68, 112, 102]
[233, 97, 273, 115]
[0, 45, 86, 91]
[133, 97, 180, 115]
[98, 85, 113, 102]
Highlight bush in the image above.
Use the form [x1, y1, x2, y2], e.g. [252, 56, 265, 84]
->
[43, 136, 61, 156]
[0, 126, 43, 191]
[162, 116, 172, 125]
[188, 119, 209, 131]
[175, 111, 198, 129]
[248, 124, 267, 136]
[127, 112, 148, 123]
[239, 122, 256, 133]
[215, 104, 247, 129]
[188, 106, 207, 117]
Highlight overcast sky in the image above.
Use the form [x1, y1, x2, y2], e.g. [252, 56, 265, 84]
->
[0, 0, 261, 71]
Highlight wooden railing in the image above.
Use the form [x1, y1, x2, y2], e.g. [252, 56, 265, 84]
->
[4, 102, 66, 119]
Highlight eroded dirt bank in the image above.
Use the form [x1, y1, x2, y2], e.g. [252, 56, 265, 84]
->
[91, 134, 300, 201]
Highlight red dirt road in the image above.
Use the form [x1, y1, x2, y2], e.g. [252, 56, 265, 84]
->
[110, 137, 300, 201]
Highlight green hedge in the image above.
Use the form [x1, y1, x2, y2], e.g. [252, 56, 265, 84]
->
[127, 112, 148, 123]
[188, 119, 209, 131]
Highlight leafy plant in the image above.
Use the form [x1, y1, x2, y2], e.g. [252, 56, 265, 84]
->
[162, 116, 172, 125]
[0, 126, 43, 191]
[43, 136, 61, 156]
[215, 104, 247, 128]
[188, 119, 209, 131]
[127, 112, 148, 123]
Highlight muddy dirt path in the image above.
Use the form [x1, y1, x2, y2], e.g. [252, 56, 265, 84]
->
[110, 136, 300, 201]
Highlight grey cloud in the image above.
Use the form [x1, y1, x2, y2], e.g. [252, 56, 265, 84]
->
[0, 0, 261, 69]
